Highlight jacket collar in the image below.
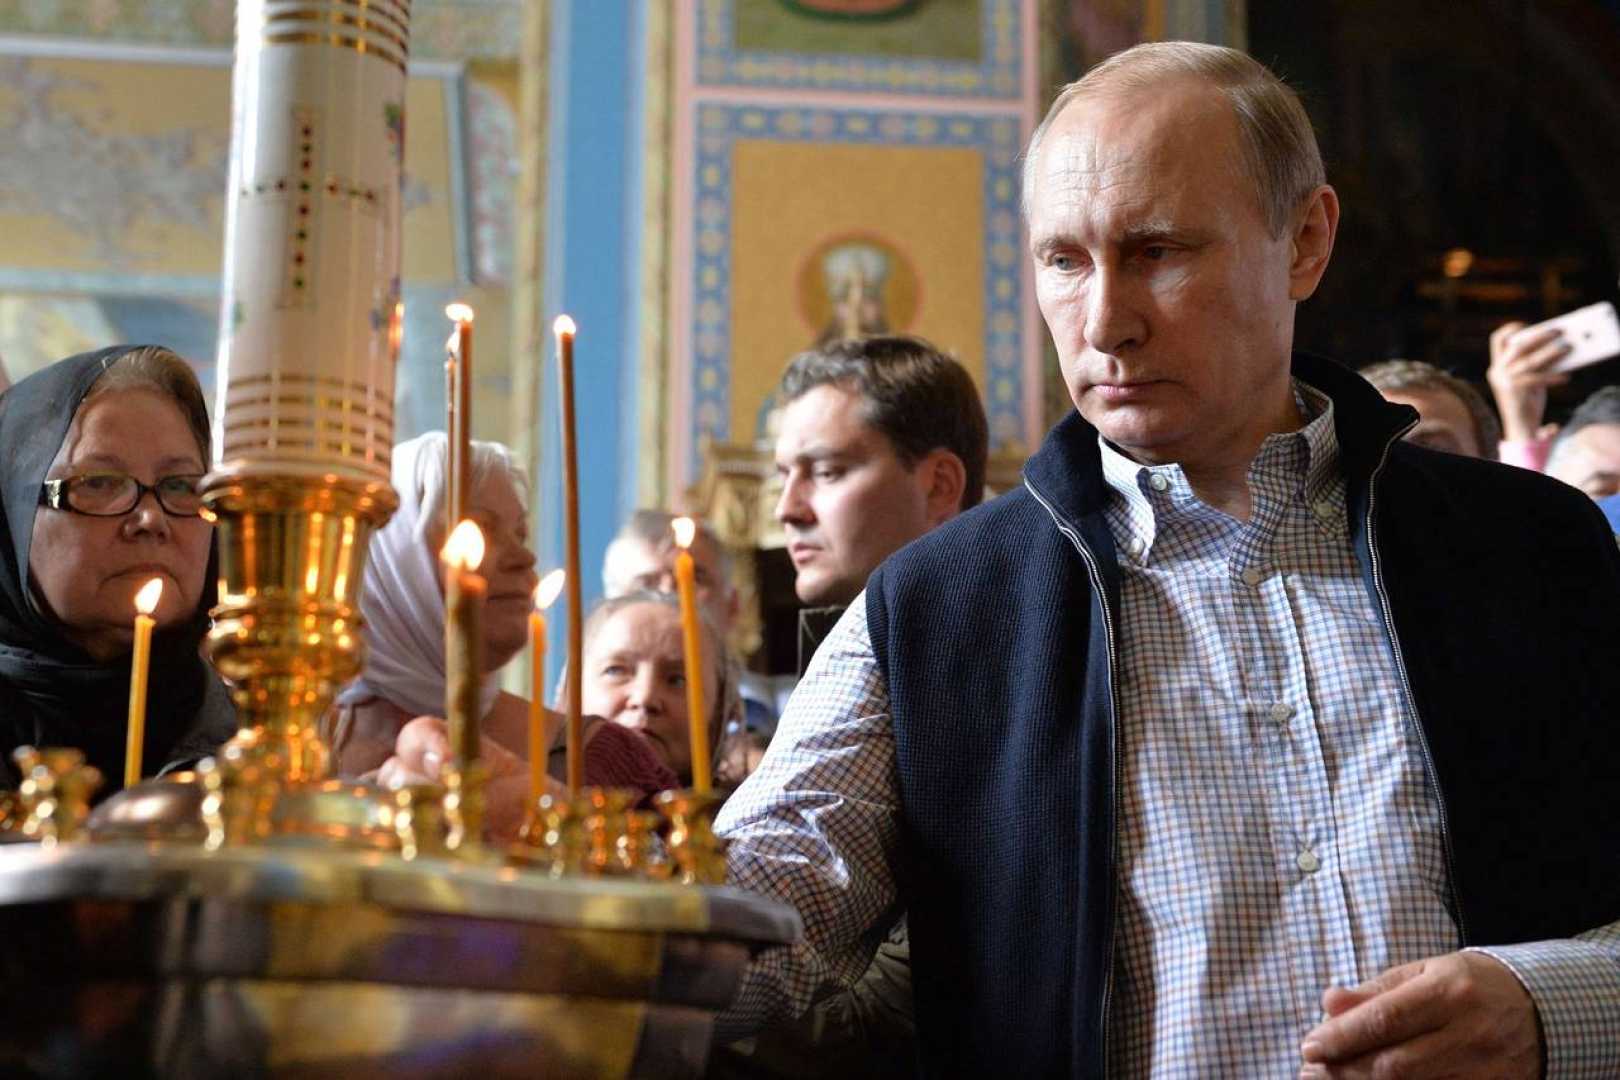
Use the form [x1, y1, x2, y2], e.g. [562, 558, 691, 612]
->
[1023, 352, 1418, 529]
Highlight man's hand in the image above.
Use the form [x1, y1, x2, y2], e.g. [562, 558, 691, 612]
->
[1298, 951, 1542, 1079]
[1488, 320, 1569, 444]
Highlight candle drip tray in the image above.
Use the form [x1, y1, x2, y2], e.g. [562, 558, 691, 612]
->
[0, 838, 799, 1078]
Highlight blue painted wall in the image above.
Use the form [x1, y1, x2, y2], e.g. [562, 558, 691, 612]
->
[537, 0, 644, 685]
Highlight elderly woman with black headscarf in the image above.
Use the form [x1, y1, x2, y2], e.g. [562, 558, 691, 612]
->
[0, 346, 237, 793]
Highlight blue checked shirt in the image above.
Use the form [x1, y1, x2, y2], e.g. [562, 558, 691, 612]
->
[717, 382, 1620, 1075]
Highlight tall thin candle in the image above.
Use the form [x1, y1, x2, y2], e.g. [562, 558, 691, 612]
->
[441, 519, 488, 775]
[445, 302, 475, 533]
[554, 314, 584, 794]
[124, 577, 163, 789]
[670, 518, 712, 794]
[529, 569, 566, 805]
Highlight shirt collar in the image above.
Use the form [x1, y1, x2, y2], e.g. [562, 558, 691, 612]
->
[1097, 378, 1345, 561]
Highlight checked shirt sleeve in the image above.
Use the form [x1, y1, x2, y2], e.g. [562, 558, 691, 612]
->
[1472, 919, 1620, 1077]
[712, 597, 902, 1044]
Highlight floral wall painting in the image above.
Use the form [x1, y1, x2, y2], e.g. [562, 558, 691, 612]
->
[702, 0, 1022, 98]
[738, 0, 978, 61]
[776, 0, 922, 19]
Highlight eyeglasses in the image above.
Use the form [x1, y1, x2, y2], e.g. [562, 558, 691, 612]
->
[39, 472, 207, 518]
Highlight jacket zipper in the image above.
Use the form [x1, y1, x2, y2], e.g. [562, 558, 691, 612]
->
[1362, 434, 1470, 945]
[1024, 476, 1119, 1073]
[1028, 422, 1470, 1067]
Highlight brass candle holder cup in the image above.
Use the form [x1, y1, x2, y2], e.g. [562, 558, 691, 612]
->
[512, 787, 641, 877]
[440, 761, 489, 854]
[510, 786, 722, 883]
[655, 788, 728, 887]
[577, 787, 637, 876]
[387, 783, 448, 862]
[513, 790, 580, 876]
[625, 810, 671, 881]
[6, 747, 102, 847]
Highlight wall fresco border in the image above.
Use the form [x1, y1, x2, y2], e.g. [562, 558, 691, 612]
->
[682, 101, 1027, 479]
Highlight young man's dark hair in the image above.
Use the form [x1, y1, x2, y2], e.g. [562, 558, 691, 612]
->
[778, 335, 989, 511]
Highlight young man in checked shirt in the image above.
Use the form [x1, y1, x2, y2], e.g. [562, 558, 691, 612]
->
[714, 41, 1620, 1078]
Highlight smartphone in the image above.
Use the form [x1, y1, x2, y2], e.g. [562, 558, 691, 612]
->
[1508, 301, 1620, 374]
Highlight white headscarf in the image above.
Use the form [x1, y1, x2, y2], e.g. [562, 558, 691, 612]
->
[336, 431, 515, 720]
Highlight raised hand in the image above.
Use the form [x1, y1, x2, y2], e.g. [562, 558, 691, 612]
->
[1488, 320, 1570, 444]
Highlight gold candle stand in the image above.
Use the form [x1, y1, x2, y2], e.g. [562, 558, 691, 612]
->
[512, 786, 726, 886]
[199, 472, 399, 841]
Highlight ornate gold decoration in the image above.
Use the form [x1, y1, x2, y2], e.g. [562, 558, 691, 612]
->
[656, 788, 728, 887]
[262, 30, 409, 74]
[201, 472, 395, 839]
[10, 747, 102, 847]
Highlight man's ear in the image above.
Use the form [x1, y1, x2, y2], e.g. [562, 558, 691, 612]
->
[1288, 184, 1339, 302]
[917, 448, 967, 527]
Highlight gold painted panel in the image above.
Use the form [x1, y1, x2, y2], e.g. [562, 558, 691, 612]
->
[728, 139, 986, 442]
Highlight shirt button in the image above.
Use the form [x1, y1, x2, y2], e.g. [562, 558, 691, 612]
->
[1241, 567, 1264, 586]
[1312, 498, 1334, 520]
[1268, 702, 1293, 723]
[1148, 473, 1170, 493]
[1126, 537, 1145, 558]
[1296, 850, 1321, 874]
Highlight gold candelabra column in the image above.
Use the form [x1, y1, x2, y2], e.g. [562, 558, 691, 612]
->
[0, 3, 805, 1073]
[202, 474, 396, 835]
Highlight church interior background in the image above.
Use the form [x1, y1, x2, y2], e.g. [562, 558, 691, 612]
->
[2, 0, 1616, 677]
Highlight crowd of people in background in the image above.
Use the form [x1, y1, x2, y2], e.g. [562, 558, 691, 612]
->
[2, 289, 1617, 1074]
[3, 39, 1620, 1077]
[1361, 325, 1620, 530]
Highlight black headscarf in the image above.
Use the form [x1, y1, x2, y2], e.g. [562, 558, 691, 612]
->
[0, 347, 237, 793]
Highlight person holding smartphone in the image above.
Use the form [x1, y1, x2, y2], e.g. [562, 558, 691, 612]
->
[1487, 318, 1571, 470]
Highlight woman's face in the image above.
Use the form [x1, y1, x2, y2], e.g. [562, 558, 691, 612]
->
[29, 389, 212, 661]
[581, 602, 717, 783]
[440, 466, 538, 671]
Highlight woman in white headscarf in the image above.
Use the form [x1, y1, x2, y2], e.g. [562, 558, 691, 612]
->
[329, 432, 679, 829]
[327, 431, 539, 777]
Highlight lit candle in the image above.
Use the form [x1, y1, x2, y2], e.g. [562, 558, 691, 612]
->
[670, 517, 712, 794]
[554, 314, 584, 795]
[125, 576, 163, 790]
[441, 519, 487, 775]
[445, 302, 475, 534]
[529, 569, 566, 804]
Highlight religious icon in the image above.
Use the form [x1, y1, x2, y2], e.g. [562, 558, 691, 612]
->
[797, 234, 920, 348]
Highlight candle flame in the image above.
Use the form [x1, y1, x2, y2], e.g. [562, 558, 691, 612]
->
[535, 569, 566, 610]
[134, 577, 164, 615]
[445, 302, 475, 323]
[671, 516, 696, 550]
[441, 519, 487, 572]
[553, 314, 576, 337]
